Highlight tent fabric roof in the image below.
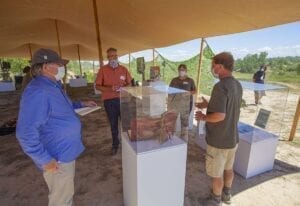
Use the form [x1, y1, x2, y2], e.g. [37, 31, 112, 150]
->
[0, 0, 300, 60]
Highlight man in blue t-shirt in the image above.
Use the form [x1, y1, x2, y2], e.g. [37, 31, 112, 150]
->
[253, 65, 267, 104]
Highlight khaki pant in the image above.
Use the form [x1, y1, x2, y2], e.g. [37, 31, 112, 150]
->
[206, 145, 238, 178]
[43, 161, 75, 206]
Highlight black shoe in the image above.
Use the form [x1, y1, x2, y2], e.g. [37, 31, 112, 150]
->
[200, 193, 222, 206]
[222, 187, 231, 204]
[221, 192, 231, 204]
[111, 147, 118, 156]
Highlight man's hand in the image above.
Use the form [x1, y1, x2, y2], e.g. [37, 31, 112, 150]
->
[43, 159, 59, 173]
[195, 97, 208, 109]
[195, 111, 206, 121]
[112, 85, 121, 92]
[82, 101, 97, 107]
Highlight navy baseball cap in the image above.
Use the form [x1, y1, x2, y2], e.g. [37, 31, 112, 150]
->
[31, 48, 69, 66]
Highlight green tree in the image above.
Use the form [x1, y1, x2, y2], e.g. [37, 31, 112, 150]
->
[235, 52, 268, 73]
[1, 58, 29, 74]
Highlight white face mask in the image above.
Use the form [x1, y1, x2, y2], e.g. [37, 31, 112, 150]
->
[109, 59, 119, 68]
[179, 71, 186, 77]
[55, 66, 65, 81]
[211, 67, 219, 79]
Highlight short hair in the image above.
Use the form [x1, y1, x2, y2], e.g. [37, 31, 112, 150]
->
[178, 64, 187, 70]
[213, 52, 234, 71]
[23, 66, 31, 73]
[106, 47, 117, 53]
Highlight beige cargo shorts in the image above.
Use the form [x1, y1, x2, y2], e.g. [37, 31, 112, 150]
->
[206, 144, 238, 178]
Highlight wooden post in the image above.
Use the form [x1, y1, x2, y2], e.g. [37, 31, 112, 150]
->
[152, 48, 155, 66]
[54, 19, 67, 90]
[129, 53, 131, 73]
[54, 19, 62, 56]
[92, 61, 96, 81]
[92, 61, 95, 74]
[289, 97, 300, 141]
[92, 0, 104, 66]
[77, 44, 82, 76]
[28, 43, 33, 60]
[196, 38, 205, 99]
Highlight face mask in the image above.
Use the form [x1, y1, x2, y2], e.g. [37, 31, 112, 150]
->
[55, 66, 65, 81]
[179, 71, 186, 77]
[211, 67, 219, 79]
[109, 59, 119, 68]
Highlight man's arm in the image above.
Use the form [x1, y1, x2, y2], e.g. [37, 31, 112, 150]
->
[16, 89, 55, 170]
[95, 67, 111, 92]
[195, 85, 227, 122]
[195, 111, 225, 123]
[195, 97, 208, 109]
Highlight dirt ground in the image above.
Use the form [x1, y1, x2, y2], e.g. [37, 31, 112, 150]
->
[0, 84, 299, 206]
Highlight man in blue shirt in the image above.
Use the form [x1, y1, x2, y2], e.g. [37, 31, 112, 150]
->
[16, 48, 97, 206]
[253, 65, 267, 104]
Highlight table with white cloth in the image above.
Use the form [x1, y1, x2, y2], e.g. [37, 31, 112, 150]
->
[69, 78, 87, 87]
[0, 81, 15, 92]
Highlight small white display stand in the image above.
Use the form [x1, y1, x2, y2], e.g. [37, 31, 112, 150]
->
[0, 81, 15, 92]
[234, 122, 278, 178]
[122, 133, 187, 206]
[195, 122, 278, 179]
[69, 78, 87, 87]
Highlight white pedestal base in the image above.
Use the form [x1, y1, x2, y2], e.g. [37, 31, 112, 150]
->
[195, 122, 278, 179]
[122, 134, 187, 206]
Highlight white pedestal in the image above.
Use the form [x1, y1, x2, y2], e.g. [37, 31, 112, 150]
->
[0, 82, 15, 92]
[69, 78, 87, 87]
[195, 122, 278, 179]
[122, 133, 187, 206]
[234, 122, 278, 178]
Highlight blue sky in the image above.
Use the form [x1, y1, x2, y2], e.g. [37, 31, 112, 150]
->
[119, 21, 300, 62]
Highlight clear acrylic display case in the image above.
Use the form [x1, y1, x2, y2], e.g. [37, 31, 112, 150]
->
[120, 85, 191, 154]
[239, 81, 289, 139]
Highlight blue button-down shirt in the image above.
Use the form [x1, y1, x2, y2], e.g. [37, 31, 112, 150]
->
[16, 75, 85, 169]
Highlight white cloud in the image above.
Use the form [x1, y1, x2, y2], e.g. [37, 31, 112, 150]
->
[232, 45, 300, 58]
[257, 47, 273, 52]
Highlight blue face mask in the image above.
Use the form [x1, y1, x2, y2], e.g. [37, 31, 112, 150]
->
[109, 59, 119, 68]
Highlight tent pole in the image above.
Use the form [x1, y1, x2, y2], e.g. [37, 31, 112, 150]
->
[77, 44, 82, 76]
[28, 43, 33, 60]
[129, 52, 131, 73]
[54, 19, 67, 91]
[289, 97, 300, 141]
[92, 0, 104, 66]
[92, 61, 95, 74]
[152, 48, 155, 66]
[54, 19, 62, 56]
[92, 61, 96, 80]
[196, 38, 205, 99]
